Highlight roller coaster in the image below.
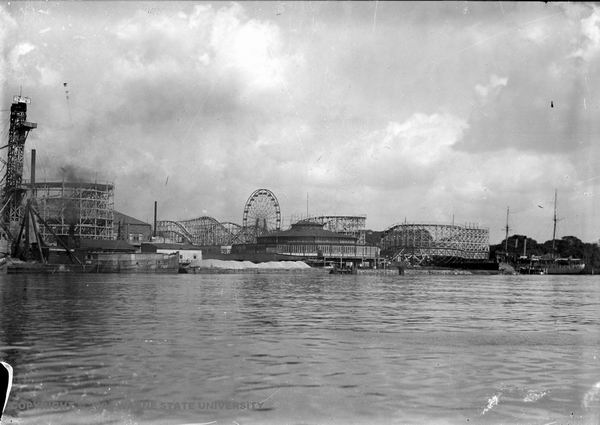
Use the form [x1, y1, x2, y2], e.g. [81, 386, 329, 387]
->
[155, 188, 281, 245]
[155, 217, 255, 246]
[306, 215, 367, 244]
[381, 223, 490, 265]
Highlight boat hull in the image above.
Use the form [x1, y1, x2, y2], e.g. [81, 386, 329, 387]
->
[519, 260, 585, 275]
[545, 264, 586, 275]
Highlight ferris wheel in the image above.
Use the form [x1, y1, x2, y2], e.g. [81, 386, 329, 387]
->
[242, 189, 281, 234]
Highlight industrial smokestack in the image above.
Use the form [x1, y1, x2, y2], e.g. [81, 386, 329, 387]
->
[30, 149, 37, 200]
[30, 149, 36, 186]
[153, 201, 157, 238]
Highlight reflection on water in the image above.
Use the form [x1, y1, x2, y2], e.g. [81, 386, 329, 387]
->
[1, 273, 600, 424]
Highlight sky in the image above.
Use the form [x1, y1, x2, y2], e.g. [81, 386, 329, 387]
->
[1, 1, 599, 244]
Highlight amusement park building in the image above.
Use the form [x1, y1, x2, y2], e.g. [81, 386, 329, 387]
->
[29, 181, 115, 242]
[231, 220, 379, 264]
[114, 211, 152, 246]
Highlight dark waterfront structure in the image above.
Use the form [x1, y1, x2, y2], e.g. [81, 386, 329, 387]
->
[231, 220, 380, 267]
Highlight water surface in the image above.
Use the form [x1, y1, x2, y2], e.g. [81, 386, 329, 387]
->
[1, 272, 599, 424]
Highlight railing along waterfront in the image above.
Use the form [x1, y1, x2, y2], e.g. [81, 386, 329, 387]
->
[268, 244, 379, 258]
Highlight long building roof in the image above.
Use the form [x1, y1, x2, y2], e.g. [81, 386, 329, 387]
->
[114, 211, 150, 226]
[142, 242, 201, 251]
[259, 221, 356, 240]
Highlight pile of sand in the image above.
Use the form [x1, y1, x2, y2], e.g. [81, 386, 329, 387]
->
[196, 259, 310, 270]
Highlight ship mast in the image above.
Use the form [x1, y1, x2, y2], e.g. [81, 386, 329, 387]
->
[551, 189, 557, 254]
[504, 206, 510, 255]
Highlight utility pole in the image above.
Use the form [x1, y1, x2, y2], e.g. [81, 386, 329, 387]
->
[306, 192, 309, 219]
[153, 201, 158, 238]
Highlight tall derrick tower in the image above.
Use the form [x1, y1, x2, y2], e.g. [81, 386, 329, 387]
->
[2, 95, 37, 231]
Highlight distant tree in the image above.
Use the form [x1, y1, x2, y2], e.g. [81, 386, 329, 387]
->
[365, 230, 383, 246]
[490, 234, 600, 273]
[582, 243, 600, 272]
[490, 235, 543, 260]
[557, 236, 585, 258]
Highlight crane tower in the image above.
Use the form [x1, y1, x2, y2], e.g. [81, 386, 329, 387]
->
[2, 95, 37, 228]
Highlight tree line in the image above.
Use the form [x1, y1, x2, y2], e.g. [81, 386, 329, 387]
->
[490, 235, 600, 273]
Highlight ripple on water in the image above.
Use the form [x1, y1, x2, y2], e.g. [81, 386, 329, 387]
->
[1, 273, 600, 424]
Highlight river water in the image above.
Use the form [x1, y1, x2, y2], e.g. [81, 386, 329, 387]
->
[0, 272, 599, 425]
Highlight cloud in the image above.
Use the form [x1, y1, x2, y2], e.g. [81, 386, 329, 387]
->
[307, 108, 586, 239]
[0, 7, 17, 96]
[36, 65, 60, 86]
[364, 113, 466, 168]
[286, 113, 467, 194]
[209, 4, 293, 95]
[0, 3, 299, 224]
[457, 4, 600, 156]
[571, 5, 600, 61]
[475, 74, 508, 99]
[9, 42, 36, 67]
[2, 2, 600, 242]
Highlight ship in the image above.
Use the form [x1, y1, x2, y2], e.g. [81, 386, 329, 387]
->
[517, 190, 585, 275]
[517, 255, 585, 275]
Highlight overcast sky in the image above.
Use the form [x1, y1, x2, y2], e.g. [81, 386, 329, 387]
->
[1, 1, 599, 243]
